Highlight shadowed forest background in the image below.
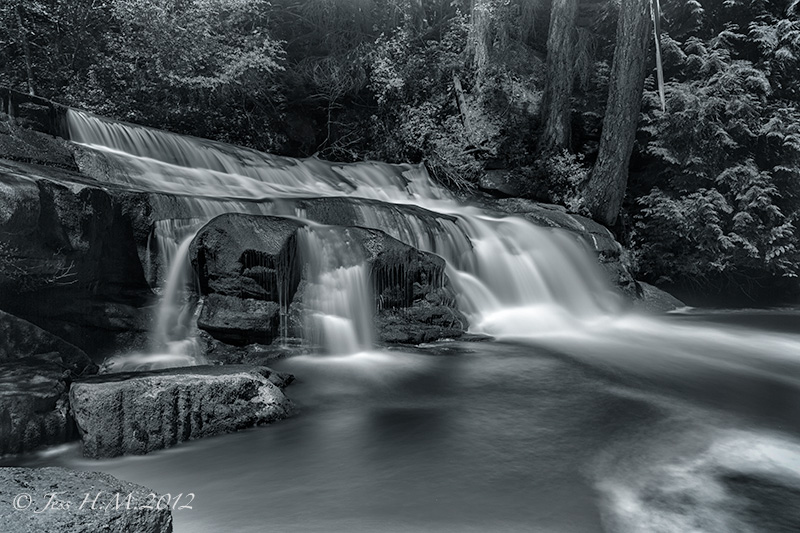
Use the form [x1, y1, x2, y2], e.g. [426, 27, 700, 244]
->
[2, 0, 800, 304]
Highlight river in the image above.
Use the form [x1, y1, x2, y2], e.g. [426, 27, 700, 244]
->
[10, 309, 800, 532]
[5, 110, 800, 532]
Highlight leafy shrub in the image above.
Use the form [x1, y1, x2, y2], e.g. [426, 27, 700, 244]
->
[632, 3, 800, 296]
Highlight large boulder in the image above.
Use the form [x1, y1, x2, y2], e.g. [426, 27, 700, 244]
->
[189, 213, 303, 302]
[0, 310, 97, 455]
[0, 467, 172, 533]
[353, 226, 467, 344]
[189, 214, 467, 349]
[0, 309, 96, 373]
[69, 365, 294, 458]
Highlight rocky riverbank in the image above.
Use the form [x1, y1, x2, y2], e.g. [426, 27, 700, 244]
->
[0, 467, 173, 532]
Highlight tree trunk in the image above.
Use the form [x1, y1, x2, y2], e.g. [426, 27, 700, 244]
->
[15, 6, 36, 96]
[468, 0, 491, 88]
[584, 0, 652, 226]
[452, 73, 477, 147]
[538, 0, 578, 154]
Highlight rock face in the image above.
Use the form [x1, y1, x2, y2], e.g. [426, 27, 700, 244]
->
[0, 157, 155, 359]
[0, 310, 97, 455]
[0, 467, 172, 533]
[0, 309, 96, 373]
[0, 118, 76, 170]
[362, 227, 466, 344]
[198, 294, 282, 345]
[189, 213, 467, 349]
[69, 365, 294, 458]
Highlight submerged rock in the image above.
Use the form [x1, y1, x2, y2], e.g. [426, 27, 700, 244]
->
[0, 310, 97, 455]
[69, 365, 294, 458]
[0, 467, 172, 533]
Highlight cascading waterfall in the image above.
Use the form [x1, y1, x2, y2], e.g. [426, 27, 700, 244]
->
[297, 226, 374, 354]
[32, 108, 798, 533]
[67, 109, 623, 364]
[152, 231, 200, 355]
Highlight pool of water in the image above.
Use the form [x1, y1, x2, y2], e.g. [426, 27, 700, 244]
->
[8, 313, 800, 532]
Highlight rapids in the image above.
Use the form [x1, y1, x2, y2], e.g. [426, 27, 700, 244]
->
[8, 110, 799, 532]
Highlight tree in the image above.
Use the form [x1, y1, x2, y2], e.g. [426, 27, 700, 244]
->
[538, 0, 579, 154]
[0, 1, 115, 102]
[89, 0, 285, 148]
[584, 0, 653, 226]
[630, 0, 800, 297]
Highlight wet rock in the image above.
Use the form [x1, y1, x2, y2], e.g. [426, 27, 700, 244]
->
[0, 114, 77, 170]
[0, 466, 172, 533]
[1, 88, 70, 138]
[0, 159, 155, 359]
[633, 281, 685, 313]
[70, 365, 295, 458]
[198, 331, 309, 365]
[189, 214, 467, 347]
[377, 307, 466, 344]
[0, 309, 96, 374]
[0, 310, 97, 455]
[189, 214, 303, 302]
[295, 196, 458, 233]
[197, 294, 281, 346]
[0, 360, 74, 456]
[358, 228, 467, 344]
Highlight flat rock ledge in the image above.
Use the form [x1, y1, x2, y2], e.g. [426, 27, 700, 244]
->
[0, 466, 172, 533]
[70, 365, 295, 458]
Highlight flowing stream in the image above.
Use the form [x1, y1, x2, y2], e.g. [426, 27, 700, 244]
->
[7, 111, 800, 532]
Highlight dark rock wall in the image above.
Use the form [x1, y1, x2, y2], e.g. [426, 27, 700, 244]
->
[0, 162, 154, 359]
[0, 309, 97, 455]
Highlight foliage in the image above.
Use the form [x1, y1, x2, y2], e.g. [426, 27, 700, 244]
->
[632, 0, 800, 296]
[511, 151, 590, 214]
[94, 0, 286, 149]
[2, 0, 800, 300]
[361, 4, 544, 190]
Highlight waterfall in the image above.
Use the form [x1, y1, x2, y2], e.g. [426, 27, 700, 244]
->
[67, 109, 622, 363]
[297, 226, 374, 354]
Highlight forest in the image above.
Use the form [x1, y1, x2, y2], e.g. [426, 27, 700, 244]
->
[2, 0, 800, 304]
